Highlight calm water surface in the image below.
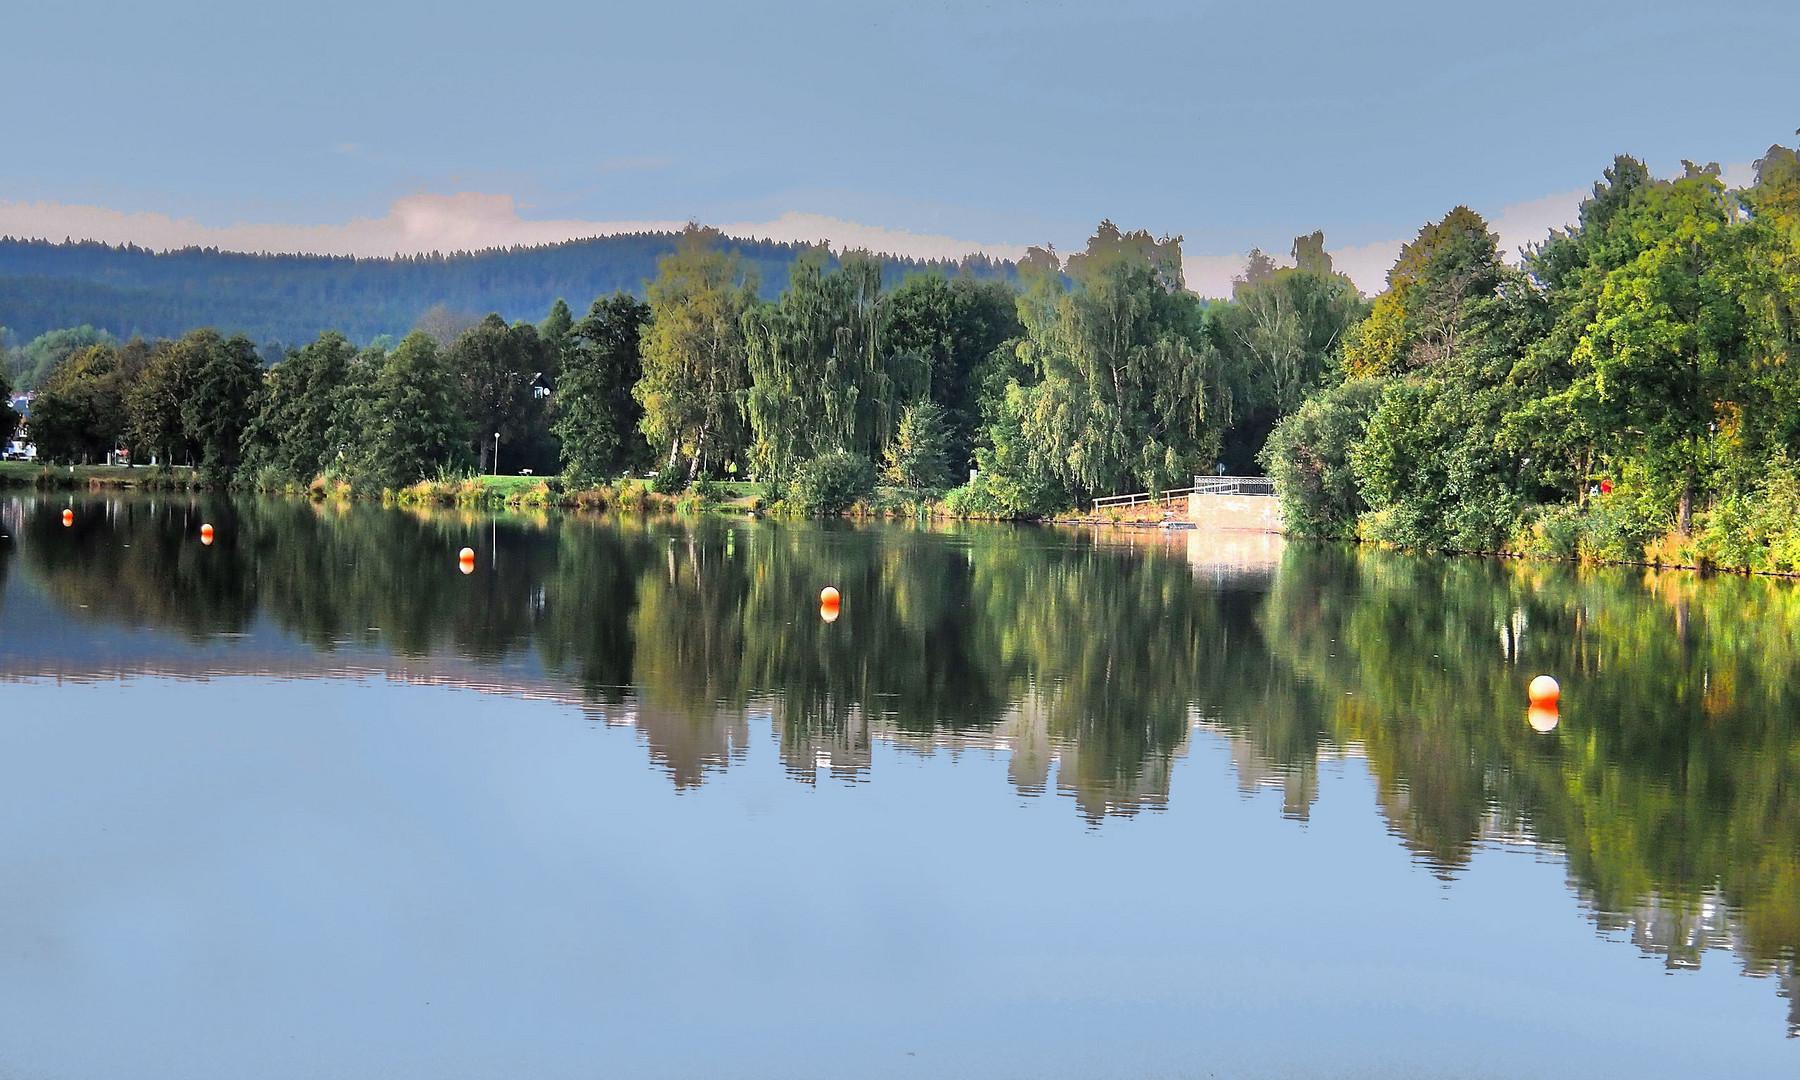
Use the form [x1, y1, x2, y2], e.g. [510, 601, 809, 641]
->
[1, 493, 1796, 1078]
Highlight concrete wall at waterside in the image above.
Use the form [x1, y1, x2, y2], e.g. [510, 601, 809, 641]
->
[1187, 493, 1283, 531]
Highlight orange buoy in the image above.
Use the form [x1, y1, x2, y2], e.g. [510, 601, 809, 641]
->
[61, 509, 73, 527]
[1527, 704, 1560, 734]
[459, 547, 475, 562]
[200, 523, 214, 541]
[820, 601, 840, 623]
[820, 586, 840, 605]
[1528, 674, 1560, 706]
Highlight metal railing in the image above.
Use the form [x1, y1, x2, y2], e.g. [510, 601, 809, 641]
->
[1193, 475, 1276, 497]
[1090, 486, 1196, 510]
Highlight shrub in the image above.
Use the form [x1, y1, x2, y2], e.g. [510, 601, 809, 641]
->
[1260, 378, 1385, 539]
[693, 478, 727, 503]
[651, 464, 687, 495]
[794, 450, 876, 514]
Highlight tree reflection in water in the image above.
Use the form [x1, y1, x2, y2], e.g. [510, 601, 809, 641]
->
[6, 493, 1800, 1030]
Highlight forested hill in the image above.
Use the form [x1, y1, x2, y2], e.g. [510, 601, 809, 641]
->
[0, 233, 1017, 347]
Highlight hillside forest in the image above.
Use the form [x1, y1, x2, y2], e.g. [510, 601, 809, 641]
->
[11, 134, 1800, 572]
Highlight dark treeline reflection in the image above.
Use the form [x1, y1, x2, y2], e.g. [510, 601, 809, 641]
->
[8, 495, 1800, 1025]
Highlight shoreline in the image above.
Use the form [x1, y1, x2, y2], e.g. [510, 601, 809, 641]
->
[10, 462, 1800, 582]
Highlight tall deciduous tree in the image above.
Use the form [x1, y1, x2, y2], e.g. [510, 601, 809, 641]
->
[743, 249, 918, 481]
[181, 329, 262, 481]
[449, 314, 547, 474]
[352, 331, 470, 489]
[27, 343, 131, 464]
[635, 224, 758, 479]
[882, 273, 1022, 473]
[1009, 221, 1225, 498]
[241, 331, 357, 481]
[1211, 232, 1367, 469]
[556, 292, 650, 483]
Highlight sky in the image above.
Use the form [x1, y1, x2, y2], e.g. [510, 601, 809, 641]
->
[3, 0, 1798, 295]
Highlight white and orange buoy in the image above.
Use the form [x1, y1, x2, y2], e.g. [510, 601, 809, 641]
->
[200, 523, 215, 545]
[61, 508, 73, 527]
[1528, 674, 1560, 707]
[820, 586, 840, 605]
[458, 547, 476, 573]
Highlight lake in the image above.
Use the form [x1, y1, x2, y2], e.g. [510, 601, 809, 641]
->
[1, 492, 1796, 1078]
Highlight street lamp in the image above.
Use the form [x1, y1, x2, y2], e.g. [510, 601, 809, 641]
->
[493, 432, 501, 477]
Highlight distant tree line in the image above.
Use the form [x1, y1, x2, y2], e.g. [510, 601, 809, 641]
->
[0, 232, 1017, 351]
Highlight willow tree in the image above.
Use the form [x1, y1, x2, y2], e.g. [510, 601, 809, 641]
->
[1011, 221, 1225, 499]
[635, 224, 758, 479]
[741, 248, 921, 481]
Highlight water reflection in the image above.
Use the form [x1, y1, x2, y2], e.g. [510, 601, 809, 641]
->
[3, 493, 1799, 1031]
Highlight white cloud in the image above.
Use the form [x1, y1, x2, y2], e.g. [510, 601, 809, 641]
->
[0, 193, 1032, 266]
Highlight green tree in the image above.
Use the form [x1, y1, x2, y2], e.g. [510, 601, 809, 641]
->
[1342, 207, 1505, 378]
[240, 331, 357, 482]
[180, 329, 263, 482]
[449, 314, 548, 474]
[555, 292, 651, 484]
[881, 273, 1023, 472]
[1260, 378, 1386, 539]
[1011, 221, 1225, 499]
[635, 224, 758, 479]
[1210, 232, 1367, 469]
[883, 399, 954, 492]
[1565, 171, 1760, 531]
[351, 331, 471, 488]
[130, 338, 197, 467]
[11, 326, 115, 391]
[743, 249, 918, 482]
[27, 343, 131, 464]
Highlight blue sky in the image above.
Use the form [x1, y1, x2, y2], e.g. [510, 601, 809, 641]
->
[3, 0, 1798, 293]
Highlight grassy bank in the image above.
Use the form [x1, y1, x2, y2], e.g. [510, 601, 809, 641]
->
[0, 462, 204, 490]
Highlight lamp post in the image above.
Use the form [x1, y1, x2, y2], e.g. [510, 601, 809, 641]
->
[493, 432, 501, 477]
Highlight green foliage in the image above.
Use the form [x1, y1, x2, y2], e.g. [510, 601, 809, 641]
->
[555, 292, 650, 485]
[1693, 453, 1800, 572]
[0, 368, 17, 450]
[635, 225, 758, 480]
[348, 331, 471, 490]
[1210, 235, 1368, 469]
[180, 330, 263, 483]
[651, 464, 687, 495]
[240, 331, 357, 482]
[793, 450, 876, 514]
[881, 273, 1023, 472]
[28, 343, 131, 464]
[883, 400, 955, 492]
[1259, 378, 1384, 539]
[1007, 222, 1224, 500]
[742, 249, 916, 481]
[448, 314, 551, 475]
[1352, 381, 1521, 551]
[9, 325, 115, 390]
